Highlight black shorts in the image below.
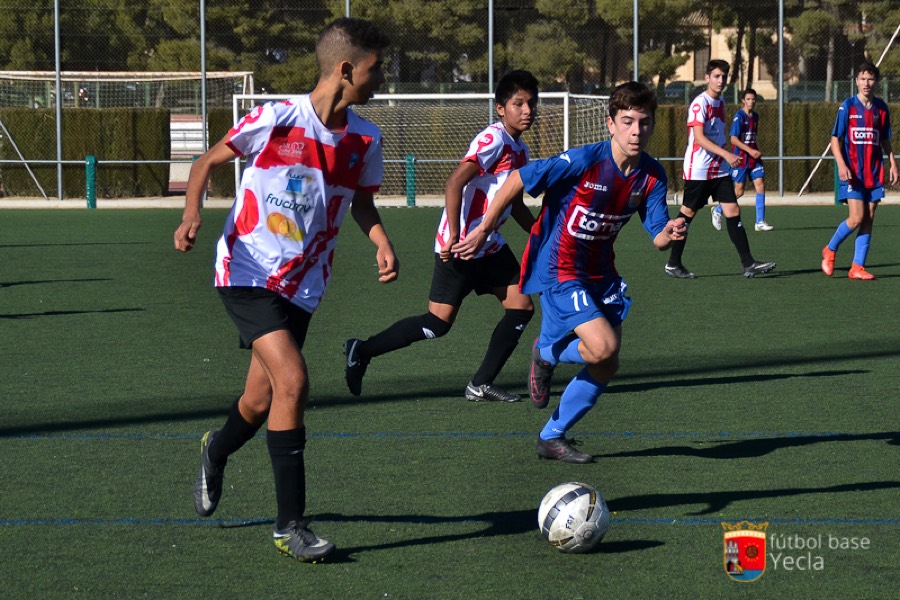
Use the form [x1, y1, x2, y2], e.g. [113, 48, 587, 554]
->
[682, 177, 737, 212]
[218, 287, 312, 350]
[429, 244, 522, 306]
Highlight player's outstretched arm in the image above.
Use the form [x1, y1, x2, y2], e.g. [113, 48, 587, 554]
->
[451, 170, 524, 259]
[510, 193, 535, 233]
[174, 138, 237, 252]
[351, 190, 399, 283]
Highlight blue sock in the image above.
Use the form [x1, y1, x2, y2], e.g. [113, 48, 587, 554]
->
[755, 193, 765, 223]
[853, 233, 871, 266]
[540, 334, 585, 366]
[828, 221, 854, 252]
[540, 369, 606, 440]
[714, 205, 722, 215]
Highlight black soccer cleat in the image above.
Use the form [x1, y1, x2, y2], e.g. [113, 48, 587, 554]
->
[273, 519, 336, 562]
[193, 430, 226, 517]
[664, 264, 696, 279]
[536, 437, 595, 464]
[742, 261, 776, 278]
[465, 382, 521, 402]
[343, 338, 369, 396]
[529, 340, 555, 409]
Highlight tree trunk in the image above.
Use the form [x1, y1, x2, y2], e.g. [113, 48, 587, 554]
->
[746, 23, 757, 88]
[825, 33, 835, 102]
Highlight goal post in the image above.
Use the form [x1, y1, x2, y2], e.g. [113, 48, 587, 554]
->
[231, 92, 610, 203]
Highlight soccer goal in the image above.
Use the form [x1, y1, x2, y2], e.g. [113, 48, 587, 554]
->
[232, 92, 610, 201]
[0, 71, 254, 112]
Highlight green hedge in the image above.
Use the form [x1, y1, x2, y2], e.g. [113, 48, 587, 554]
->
[202, 101, 900, 199]
[0, 108, 170, 198]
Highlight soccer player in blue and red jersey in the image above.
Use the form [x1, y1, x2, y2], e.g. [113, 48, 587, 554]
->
[712, 88, 772, 231]
[822, 62, 898, 280]
[452, 82, 686, 463]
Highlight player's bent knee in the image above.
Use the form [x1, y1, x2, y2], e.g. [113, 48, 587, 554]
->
[420, 312, 452, 338]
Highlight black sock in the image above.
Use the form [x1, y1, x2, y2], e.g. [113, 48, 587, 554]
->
[667, 212, 693, 267]
[209, 397, 262, 465]
[472, 309, 533, 386]
[361, 312, 451, 359]
[267, 427, 307, 531]
[725, 216, 754, 267]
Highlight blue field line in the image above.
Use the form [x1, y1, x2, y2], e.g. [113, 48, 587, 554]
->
[2, 516, 898, 527]
[1, 430, 876, 441]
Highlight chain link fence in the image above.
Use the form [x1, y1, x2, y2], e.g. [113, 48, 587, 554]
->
[0, 0, 896, 199]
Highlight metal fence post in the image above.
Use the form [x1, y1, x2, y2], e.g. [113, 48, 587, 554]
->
[86, 155, 97, 209]
[405, 154, 416, 207]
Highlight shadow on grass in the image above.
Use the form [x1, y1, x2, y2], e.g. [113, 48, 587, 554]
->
[597, 431, 899, 460]
[0, 307, 143, 320]
[0, 277, 112, 288]
[607, 369, 866, 394]
[607, 480, 900, 515]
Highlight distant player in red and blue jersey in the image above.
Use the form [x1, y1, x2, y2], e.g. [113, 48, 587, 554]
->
[711, 88, 772, 231]
[343, 70, 539, 403]
[822, 62, 898, 280]
[666, 60, 775, 279]
[452, 82, 686, 463]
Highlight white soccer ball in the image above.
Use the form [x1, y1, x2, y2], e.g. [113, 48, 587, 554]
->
[537, 482, 610, 553]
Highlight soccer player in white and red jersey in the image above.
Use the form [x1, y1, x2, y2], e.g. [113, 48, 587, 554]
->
[711, 88, 772, 231]
[665, 60, 775, 279]
[822, 61, 898, 280]
[174, 18, 398, 562]
[453, 82, 687, 463]
[343, 71, 539, 403]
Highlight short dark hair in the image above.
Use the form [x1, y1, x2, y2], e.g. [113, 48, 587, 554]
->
[741, 88, 757, 99]
[707, 59, 730, 76]
[856, 61, 880, 81]
[495, 70, 539, 106]
[316, 18, 390, 74]
[608, 81, 657, 120]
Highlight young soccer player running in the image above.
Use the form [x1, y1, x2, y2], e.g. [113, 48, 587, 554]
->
[665, 60, 775, 279]
[343, 70, 539, 402]
[452, 82, 686, 463]
[173, 18, 398, 561]
[822, 61, 898, 280]
[711, 88, 772, 231]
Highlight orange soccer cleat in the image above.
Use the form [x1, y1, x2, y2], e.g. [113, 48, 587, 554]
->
[848, 263, 876, 280]
[821, 246, 836, 277]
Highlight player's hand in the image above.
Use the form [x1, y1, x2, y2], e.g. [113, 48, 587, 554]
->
[450, 227, 487, 260]
[750, 149, 761, 160]
[376, 243, 399, 283]
[726, 154, 741, 168]
[174, 213, 202, 252]
[666, 217, 687, 240]
[438, 237, 458, 262]
[837, 164, 852, 182]
[889, 164, 898, 187]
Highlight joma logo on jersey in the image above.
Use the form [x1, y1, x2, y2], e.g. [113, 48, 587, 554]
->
[850, 127, 880, 144]
[567, 205, 626, 240]
[583, 181, 608, 192]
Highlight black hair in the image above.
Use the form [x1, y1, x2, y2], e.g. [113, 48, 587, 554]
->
[608, 81, 657, 120]
[495, 70, 539, 106]
[741, 88, 757, 99]
[707, 59, 730, 76]
[316, 18, 390, 74]
[856, 62, 880, 81]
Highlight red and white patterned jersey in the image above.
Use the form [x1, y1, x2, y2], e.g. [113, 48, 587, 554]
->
[434, 122, 529, 258]
[214, 95, 383, 312]
[683, 92, 729, 180]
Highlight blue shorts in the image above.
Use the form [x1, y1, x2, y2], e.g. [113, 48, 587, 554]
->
[838, 182, 884, 203]
[536, 278, 631, 348]
[731, 163, 765, 183]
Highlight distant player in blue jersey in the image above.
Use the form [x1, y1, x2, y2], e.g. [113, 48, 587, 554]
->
[711, 88, 772, 231]
[452, 82, 686, 463]
[822, 62, 898, 280]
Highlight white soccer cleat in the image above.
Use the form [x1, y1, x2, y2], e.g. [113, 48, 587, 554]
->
[754, 220, 774, 232]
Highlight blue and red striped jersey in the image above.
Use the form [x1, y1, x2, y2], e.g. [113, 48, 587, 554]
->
[730, 109, 761, 169]
[832, 96, 892, 189]
[518, 141, 669, 294]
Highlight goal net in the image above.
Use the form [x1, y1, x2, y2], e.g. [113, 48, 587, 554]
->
[0, 71, 254, 113]
[232, 92, 610, 198]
